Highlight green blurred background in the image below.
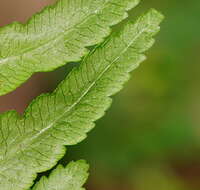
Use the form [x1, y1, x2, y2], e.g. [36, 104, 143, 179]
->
[0, 0, 200, 189]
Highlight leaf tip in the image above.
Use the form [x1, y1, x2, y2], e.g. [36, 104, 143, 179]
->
[148, 8, 165, 24]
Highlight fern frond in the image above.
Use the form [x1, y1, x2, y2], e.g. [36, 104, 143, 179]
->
[31, 160, 89, 190]
[0, 0, 140, 96]
[0, 9, 163, 190]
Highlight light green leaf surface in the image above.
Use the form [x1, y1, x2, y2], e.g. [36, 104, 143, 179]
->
[0, 9, 163, 190]
[0, 0, 140, 96]
[31, 160, 89, 190]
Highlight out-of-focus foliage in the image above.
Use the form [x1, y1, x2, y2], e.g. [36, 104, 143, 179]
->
[133, 166, 189, 190]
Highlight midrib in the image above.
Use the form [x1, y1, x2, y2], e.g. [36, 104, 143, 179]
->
[22, 26, 145, 153]
[1, 15, 148, 174]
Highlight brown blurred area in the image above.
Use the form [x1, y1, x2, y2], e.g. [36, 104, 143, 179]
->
[0, 0, 55, 26]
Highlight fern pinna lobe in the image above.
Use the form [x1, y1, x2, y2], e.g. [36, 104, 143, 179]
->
[31, 160, 89, 190]
[0, 0, 139, 96]
[0, 9, 163, 190]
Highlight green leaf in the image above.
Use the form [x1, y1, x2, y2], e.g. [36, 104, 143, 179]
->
[0, 0, 140, 96]
[31, 160, 89, 190]
[0, 9, 163, 190]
